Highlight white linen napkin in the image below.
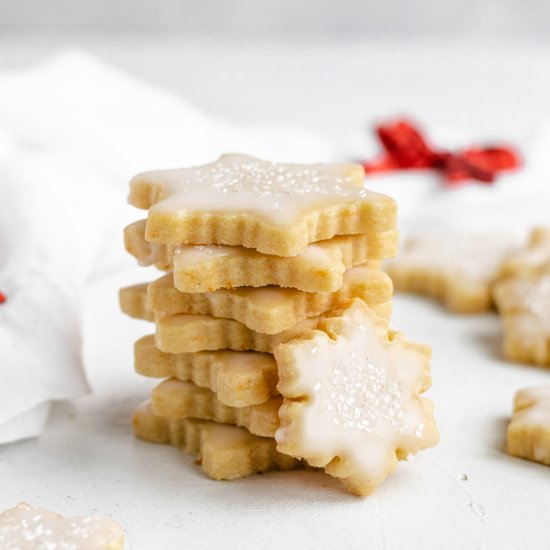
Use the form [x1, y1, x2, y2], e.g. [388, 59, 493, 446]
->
[0, 51, 334, 444]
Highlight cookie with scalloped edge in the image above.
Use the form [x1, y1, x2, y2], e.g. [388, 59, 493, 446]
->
[150, 379, 281, 438]
[128, 154, 397, 257]
[386, 232, 516, 313]
[493, 271, 550, 366]
[153, 300, 391, 354]
[500, 227, 550, 278]
[0, 502, 124, 550]
[118, 283, 154, 322]
[124, 218, 396, 292]
[120, 282, 392, 353]
[274, 298, 438, 496]
[133, 401, 302, 479]
[135, 335, 278, 407]
[119, 266, 392, 335]
[143, 266, 392, 334]
[507, 385, 550, 465]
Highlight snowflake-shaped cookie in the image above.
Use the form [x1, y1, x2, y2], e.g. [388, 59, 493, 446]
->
[0, 502, 124, 549]
[129, 154, 396, 256]
[274, 298, 438, 496]
[493, 271, 550, 366]
[507, 385, 550, 465]
[386, 232, 516, 312]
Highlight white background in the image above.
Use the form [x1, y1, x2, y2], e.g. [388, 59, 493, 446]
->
[1, 0, 550, 37]
[1, 3, 550, 549]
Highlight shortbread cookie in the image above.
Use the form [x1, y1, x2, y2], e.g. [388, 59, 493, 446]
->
[386, 233, 516, 312]
[153, 301, 392, 354]
[501, 227, 550, 278]
[119, 267, 392, 334]
[133, 401, 301, 479]
[151, 379, 281, 437]
[507, 385, 550, 465]
[0, 502, 124, 550]
[493, 273, 550, 366]
[118, 283, 154, 322]
[141, 266, 392, 334]
[135, 335, 278, 407]
[128, 154, 397, 256]
[125, 218, 397, 292]
[274, 298, 438, 496]
[121, 287, 392, 353]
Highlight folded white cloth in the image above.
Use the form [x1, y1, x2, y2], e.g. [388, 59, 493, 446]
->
[0, 51, 334, 444]
[0, 49, 548, 444]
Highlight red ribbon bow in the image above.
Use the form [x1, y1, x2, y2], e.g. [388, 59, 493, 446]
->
[361, 119, 520, 186]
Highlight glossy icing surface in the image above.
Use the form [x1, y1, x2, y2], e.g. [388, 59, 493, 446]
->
[0, 503, 123, 550]
[499, 275, 550, 333]
[131, 153, 374, 223]
[512, 385, 550, 430]
[277, 302, 431, 479]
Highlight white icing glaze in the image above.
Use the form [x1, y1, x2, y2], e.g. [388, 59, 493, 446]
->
[299, 244, 337, 264]
[512, 246, 550, 269]
[513, 385, 550, 427]
[132, 154, 372, 224]
[398, 233, 516, 282]
[174, 240, 336, 270]
[276, 302, 428, 479]
[502, 275, 550, 333]
[505, 228, 550, 272]
[0, 502, 123, 550]
[174, 244, 232, 267]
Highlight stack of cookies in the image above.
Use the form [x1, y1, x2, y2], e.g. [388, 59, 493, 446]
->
[120, 154, 438, 495]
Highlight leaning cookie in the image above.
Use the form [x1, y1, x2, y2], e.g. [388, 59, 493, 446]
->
[128, 154, 397, 257]
[274, 298, 438, 496]
[507, 385, 550, 465]
[120, 286, 391, 354]
[121, 265, 393, 335]
[124, 218, 397, 293]
[386, 232, 516, 312]
[133, 401, 303, 480]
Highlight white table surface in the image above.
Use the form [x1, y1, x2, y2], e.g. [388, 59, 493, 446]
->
[1, 34, 550, 550]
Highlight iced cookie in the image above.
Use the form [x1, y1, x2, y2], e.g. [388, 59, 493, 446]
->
[128, 154, 397, 257]
[274, 298, 438, 496]
[124, 218, 397, 293]
[386, 233, 516, 312]
[151, 379, 282, 438]
[121, 266, 393, 335]
[135, 335, 278, 407]
[493, 272, 550, 366]
[0, 502, 124, 550]
[134, 401, 302, 479]
[507, 385, 550, 465]
[501, 227, 550, 278]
